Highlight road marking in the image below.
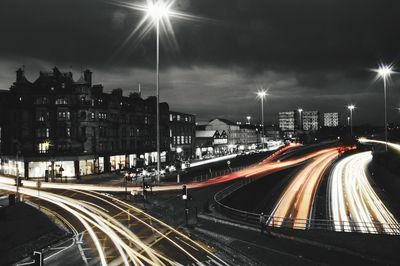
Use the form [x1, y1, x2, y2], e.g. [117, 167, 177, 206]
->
[175, 236, 199, 251]
[206, 256, 225, 266]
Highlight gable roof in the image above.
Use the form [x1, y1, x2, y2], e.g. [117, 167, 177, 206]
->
[196, 130, 217, 138]
[209, 118, 236, 126]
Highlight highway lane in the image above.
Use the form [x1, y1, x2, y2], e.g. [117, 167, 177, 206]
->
[328, 151, 400, 234]
[0, 143, 336, 195]
[269, 147, 342, 229]
[0, 183, 229, 266]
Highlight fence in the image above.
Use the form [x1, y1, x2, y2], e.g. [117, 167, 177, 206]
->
[189, 166, 246, 182]
[213, 182, 400, 235]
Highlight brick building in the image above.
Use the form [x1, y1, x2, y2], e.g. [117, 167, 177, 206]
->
[0, 67, 170, 179]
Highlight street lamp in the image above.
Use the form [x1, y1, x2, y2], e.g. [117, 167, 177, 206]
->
[297, 108, 303, 130]
[131, 1, 177, 182]
[246, 116, 251, 125]
[374, 63, 394, 151]
[347, 105, 355, 137]
[257, 89, 267, 149]
[119, 1, 199, 182]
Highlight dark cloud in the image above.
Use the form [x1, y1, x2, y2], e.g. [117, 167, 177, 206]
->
[0, 0, 399, 125]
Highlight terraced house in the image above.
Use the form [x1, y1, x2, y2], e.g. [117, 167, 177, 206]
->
[0, 67, 170, 179]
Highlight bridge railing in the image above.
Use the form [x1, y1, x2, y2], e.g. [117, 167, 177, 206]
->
[213, 185, 400, 235]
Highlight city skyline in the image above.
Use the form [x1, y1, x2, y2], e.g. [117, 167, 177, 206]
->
[1, 0, 400, 125]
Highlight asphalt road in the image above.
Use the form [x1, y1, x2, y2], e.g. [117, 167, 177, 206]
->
[15, 186, 230, 266]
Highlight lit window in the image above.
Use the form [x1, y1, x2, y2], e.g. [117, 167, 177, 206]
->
[66, 128, 71, 137]
[35, 97, 49, 105]
[170, 114, 173, 121]
[55, 98, 68, 105]
[177, 115, 181, 121]
[57, 111, 70, 120]
[38, 142, 50, 153]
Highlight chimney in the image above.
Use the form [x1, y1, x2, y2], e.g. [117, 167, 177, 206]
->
[16, 68, 25, 83]
[83, 69, 92, 85]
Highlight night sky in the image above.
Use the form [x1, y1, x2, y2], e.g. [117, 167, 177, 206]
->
[1, 0, 400, 125]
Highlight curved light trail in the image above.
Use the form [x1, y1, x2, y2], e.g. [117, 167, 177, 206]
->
[270, 147, 343, 229]
[328, 151, 400, 234]
[358, 138, 400, 152]
[0, 183, 229, 265]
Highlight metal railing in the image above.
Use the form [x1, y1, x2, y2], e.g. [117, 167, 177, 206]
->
[190, 166, 246, 182]
[214, 185, 400, 235]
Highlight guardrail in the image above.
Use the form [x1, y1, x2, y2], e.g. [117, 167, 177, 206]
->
[214, 182, 400, 235]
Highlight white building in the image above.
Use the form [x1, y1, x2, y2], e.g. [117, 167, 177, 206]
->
[279, 111, 298, 131]
[323, 112, 340, 127]
[303, 111, 320, 131]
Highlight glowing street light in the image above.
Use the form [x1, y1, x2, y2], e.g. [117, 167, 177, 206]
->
[347, 105, 355, 136]
[126, 0, 191, 182]
[374, 63, 395, 151]
[257, 89, 267, 149]
[246, 116, 251, 125]
[297, 108, 303, 130]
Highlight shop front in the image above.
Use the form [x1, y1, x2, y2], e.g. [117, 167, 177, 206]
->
[110, 155, 126, 171]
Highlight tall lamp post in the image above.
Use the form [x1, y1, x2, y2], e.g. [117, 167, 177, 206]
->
[375, 64, 394, 151]
[347, 105, 355, 137]
[128, 1, 195, 182]
[297, 108, 303, 130]
[257, 89, 267, 149]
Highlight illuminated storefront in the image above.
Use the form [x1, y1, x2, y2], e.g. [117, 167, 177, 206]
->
[128, 154, 137, 168]
[144, 151, 166, 165]
[28, 161, 74, 178]
[79, 159, 95, 176]
[0, 158, 25, 177]
[110, 155, 126, 171]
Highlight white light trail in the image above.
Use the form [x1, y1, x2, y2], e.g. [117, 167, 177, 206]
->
[328, 151, 400, 234]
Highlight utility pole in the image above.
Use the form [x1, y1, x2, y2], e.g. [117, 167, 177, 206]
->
[15, 148, 21, 203]
[37, 180, 41, 210]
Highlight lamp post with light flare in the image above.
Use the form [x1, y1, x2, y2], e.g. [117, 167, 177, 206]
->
[375, 64, 394, 151]
[257, 89, 267, 149]
[347, 105, 355, 137]
[124, 0, 198, 182]
[150, 2, 167, 182]
[297, 108, 303, 130]
[246, 116, 251, 125]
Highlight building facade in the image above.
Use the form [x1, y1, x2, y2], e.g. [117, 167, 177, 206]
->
[323, 112, 340, 127]
[0, 67, 170, 179]
[195, 130, 228, 159]
[302, 111, 320, 131]
[279, 111, 298, 139]
[205, 118, 241, 147]
[238, 124, 258, 150]
[279, 111, 298, 131]
[169, 111, 196, 162]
